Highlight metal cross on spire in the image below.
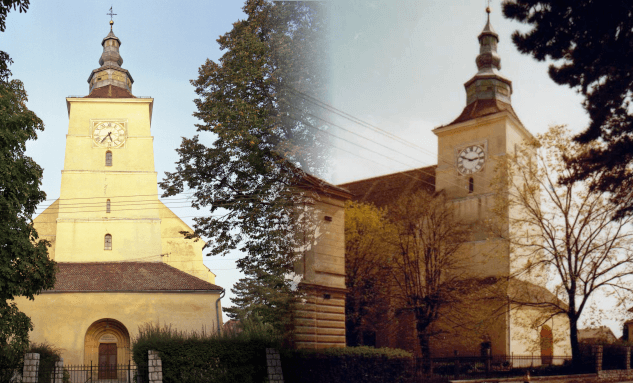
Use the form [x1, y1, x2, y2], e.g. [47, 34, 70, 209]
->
[107, 6, 117, 30]
[107, 6, 117, 20]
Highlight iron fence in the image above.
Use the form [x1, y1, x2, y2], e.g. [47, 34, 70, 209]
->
[38, 362, 146, 383]
[413, 354, 579, 381]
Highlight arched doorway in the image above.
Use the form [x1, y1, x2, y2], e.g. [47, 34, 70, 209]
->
[540, 325, 553, 365]
[84, 318, 131, 378]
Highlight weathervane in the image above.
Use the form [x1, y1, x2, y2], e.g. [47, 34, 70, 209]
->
[107, 6, 117, 30]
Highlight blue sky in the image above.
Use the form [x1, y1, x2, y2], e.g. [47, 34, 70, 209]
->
[6, 0, 618, 332]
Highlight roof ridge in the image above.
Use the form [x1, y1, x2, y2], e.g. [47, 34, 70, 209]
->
[338, 165, 436, 187]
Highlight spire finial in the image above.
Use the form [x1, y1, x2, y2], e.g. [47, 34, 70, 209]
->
[486, 0, 492, 22]
[107, 6, 117, 31]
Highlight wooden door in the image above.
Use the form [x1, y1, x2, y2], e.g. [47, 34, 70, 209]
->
[540, 326, 553, 365]
[99, 343, 117, 379]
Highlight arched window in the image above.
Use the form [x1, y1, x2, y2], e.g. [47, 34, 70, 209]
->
[106, 199, 111, 213]
[468, 177, 474, 193]
[104, 234, 112, 250]
[105, 151, 112, 166]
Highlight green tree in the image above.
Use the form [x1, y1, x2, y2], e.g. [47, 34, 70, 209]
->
[160, 0, 328, 331]
[344, 200, 393, 347]
[0, 73, 56, 378]
[502, 0, 633, 217]
[492, 125, 633, 366]
[0, 0, 56, 376]
[224, 266, 294, 336]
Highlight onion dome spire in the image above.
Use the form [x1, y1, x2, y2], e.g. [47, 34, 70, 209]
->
[86, 18, 134, 96]
[463, 7, 512, 105]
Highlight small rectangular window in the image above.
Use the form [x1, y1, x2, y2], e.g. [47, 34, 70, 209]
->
[106, 199, 111, 213]
[104, 234, 112, 250]
[106, 151, 112, 166]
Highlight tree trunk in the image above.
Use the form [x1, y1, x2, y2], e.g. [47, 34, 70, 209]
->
[569, 314, 581, 369]
[416, 315, 431, 362]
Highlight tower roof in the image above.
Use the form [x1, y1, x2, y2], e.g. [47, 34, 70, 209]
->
[86, 20, 134, 97]
[442, 7, 519, 127]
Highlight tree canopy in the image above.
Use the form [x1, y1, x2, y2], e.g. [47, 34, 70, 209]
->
[160, 0, 329, 333]
[0, 74, 56, 376]
[492, 125, 633, 365]
[502, 0, 633, 217]
[344, 200, 393, 347]
[160, 0, 328, 272]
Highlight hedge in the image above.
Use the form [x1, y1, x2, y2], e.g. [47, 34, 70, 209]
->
[281, 346, 414, 383]
[132, 322, 280, 383]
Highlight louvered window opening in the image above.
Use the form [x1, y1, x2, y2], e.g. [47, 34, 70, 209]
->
[106, 151, 112, 166]
[104, 234, 112, 250]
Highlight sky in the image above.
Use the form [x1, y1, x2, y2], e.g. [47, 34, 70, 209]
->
[3, 0, 622, 335]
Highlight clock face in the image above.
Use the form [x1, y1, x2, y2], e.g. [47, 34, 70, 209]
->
[457, 145, 486, 175]
[93, 122, 126, 148]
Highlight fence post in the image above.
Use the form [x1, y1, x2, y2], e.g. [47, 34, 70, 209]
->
[266, 348, 284, 383]
[148, 350, 163, 383]
[52, 358, 64, 383]
[485, 348, 491, 376]
[454, 350, 460, 379]
[626, 347, 631, 371]
[22, 353, 40, 383]
[592, 345, 603, 372]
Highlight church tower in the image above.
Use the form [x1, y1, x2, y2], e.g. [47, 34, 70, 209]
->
[22, 20, 224, 366]
[433, 8, 534, 279]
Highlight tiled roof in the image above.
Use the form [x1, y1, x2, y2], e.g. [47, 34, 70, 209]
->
[443, 99, 520, 127]
[298, 172, 352, 200]
[47, 262, 222, 292]
[84, 85, 135, 99]
[338, 166, 436, 209]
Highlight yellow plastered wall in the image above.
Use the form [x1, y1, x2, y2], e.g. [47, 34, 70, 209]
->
[55, 98, 161, 263]
[33, 199, 59, 260]
[510, 306, 571, 358]
[159, 201, 215, 284]
[434, 112, 535, 280]
[15, 292, 222, 365]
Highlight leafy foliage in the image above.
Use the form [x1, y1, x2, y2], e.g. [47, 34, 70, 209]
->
[502, 0, 633, 217]
[132, 322, 280, 383]
[224, 266, 295, 336]
[491, 125, 633, 365]
[160, 0, 329, 336]
[0, 77, 56, 377]
[160, 0, 328, 270]
[344, 201, 394, 346]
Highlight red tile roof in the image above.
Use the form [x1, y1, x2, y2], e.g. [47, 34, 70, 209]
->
[85, 85, 135, 98]
[443, 99, 520, 127]
[339, 166, 436, 209]
[47, 262, 222, 292]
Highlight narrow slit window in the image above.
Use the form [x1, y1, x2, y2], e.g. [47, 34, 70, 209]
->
[104, 234, 112, 250]
[105, 151, 112, 166]
[468, 177, 474, 193]
[106, 199, 111, 213]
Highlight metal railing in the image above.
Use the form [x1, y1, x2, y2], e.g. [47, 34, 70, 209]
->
[414, 354, 578, 381]
[38, 362, 146, 383]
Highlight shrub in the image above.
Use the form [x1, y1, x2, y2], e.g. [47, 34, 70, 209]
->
[132, 320, 281, 383]
[28, 343, 64, 383]
[281, 346, 414, 383]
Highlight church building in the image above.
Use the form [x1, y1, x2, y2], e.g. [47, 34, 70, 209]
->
[340, 11, 571, 357]
[16, 20, 224, 366]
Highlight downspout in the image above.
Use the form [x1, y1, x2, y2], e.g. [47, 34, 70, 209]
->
[215, 288, 226, 334]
